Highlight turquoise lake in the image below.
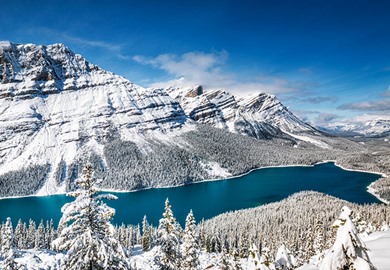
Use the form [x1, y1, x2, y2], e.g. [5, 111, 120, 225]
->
[0, 162, 382, 227]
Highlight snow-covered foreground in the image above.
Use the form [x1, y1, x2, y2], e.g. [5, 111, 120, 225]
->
[298, 230, 390, 270]
[364, 231, 390, 270]
[9, 230, 390, 270]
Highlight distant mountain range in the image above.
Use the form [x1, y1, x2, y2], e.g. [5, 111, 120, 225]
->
[0, 42, 353, 197]
[320, 116, 390, 138]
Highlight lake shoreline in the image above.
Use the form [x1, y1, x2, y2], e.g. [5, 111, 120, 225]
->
[331, 161, 389, 205]
[0, 160, 387, 205]
[0, 161, 384, 226]
[0, 161, 342, 201]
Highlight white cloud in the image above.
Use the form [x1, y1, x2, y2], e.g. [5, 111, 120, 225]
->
[338, 99, 390, 112]
[62, 34, 122, 52]
[291, 109, 343, 127]
[132, 51, 302, 95]
[314, 113, 342, 125]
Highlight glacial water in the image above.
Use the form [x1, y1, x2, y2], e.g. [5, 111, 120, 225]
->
[0, 162, 382, 226]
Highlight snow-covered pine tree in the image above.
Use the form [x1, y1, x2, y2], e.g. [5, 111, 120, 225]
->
[197, 220, 206, 249]
[35, 220, 46, 249]
[247, 243, 261, 270]
[21, 223, 27, 249]
[211, 231, 222, 253]
[0, 217, 20, 270]
[135, 224, 141, 246]
[275, 244, 296, 270]
[353, 213, 370, 235]
[118, 224, 128, 248]
[127, 225, 134, 254]
[303, 224, 315, 262]
[26, 219, 36, 249]
[155, 198, 182, 270]
[45, 219, 56, 249]
[231, 248, 243, 270]
[142, 215, 150, 252]
[13, 219, 24, 249]
[380, 221, 389, 231]
[259, 246, 276, 270]
[319, 206, 376, 270]
[52, 164, 130, 270]
[313, 216, 325, 259]
[239, 231, 250, 258]
[217, 247, 231, 270]
[181, 210, 200, 270]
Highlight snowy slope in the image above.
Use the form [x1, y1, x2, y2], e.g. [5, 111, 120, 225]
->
[9, 230, 390, 270]
[364, 230, 390, 270]
[154, 80, 321, 140]
[297, 230, 390, 270]
[0, 42, 187, 195]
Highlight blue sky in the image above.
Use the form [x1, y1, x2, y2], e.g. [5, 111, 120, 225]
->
[1, 0, 390, 126]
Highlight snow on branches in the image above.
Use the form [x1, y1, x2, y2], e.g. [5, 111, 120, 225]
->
[52, 164, 130, 270]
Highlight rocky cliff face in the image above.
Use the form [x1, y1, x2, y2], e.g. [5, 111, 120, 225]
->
[162, 83, 318, 140]
[0, 42, 187, 194]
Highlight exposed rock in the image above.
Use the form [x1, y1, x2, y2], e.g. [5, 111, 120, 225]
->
[160, 84, 320, 140]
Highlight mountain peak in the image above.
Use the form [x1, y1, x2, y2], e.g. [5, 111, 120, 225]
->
[0, 42, 188, 194]
[0, 42, 101, 84]
[0, 40, 12, 49]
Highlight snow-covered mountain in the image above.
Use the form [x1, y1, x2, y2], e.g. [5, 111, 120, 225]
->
[154, 81, 320, 140]
[0, 41, 187, 194]
[0, 42, 338, 198]
[322, 115, 390, 137]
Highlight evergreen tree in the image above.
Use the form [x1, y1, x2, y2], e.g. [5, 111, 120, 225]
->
[13, 220, 24, 249]
[35, 220, 46, 249]
[259, 246, 276, 270]
[45, 219, 56, 249]
[155, 198, 181, 270]
[231, 248, 243, 270]
[135, 225, 141, 246]
[239, 232, 249, 258]
[0, 217, 20, 270]
[127, 225, 134, 254]
[275, 244, 296, 270]
[26, 219, 36, 249]
[217, 247, 231, 270]
[197, 220, 206, 249]
[303, 224, 315, 262]
[205, 235, 211, 253]
[118, 224, 128, 248]
[21, 223, 27, 249]
[142, 215, 151, 252]
[313, 216, 325, 256]
[211, 232, 221, 253]
[181, 210, 200, 270]
[52, 164, 130, 270]
[353, 213, 370, 235]
[319, 206, 376, 270]
[247, 243, 261, 270]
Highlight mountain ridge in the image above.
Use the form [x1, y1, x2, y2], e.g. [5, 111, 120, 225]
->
[0, 42, 350, 198]
[322, 117, 390, 138]
[154, 81, 321, 140]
